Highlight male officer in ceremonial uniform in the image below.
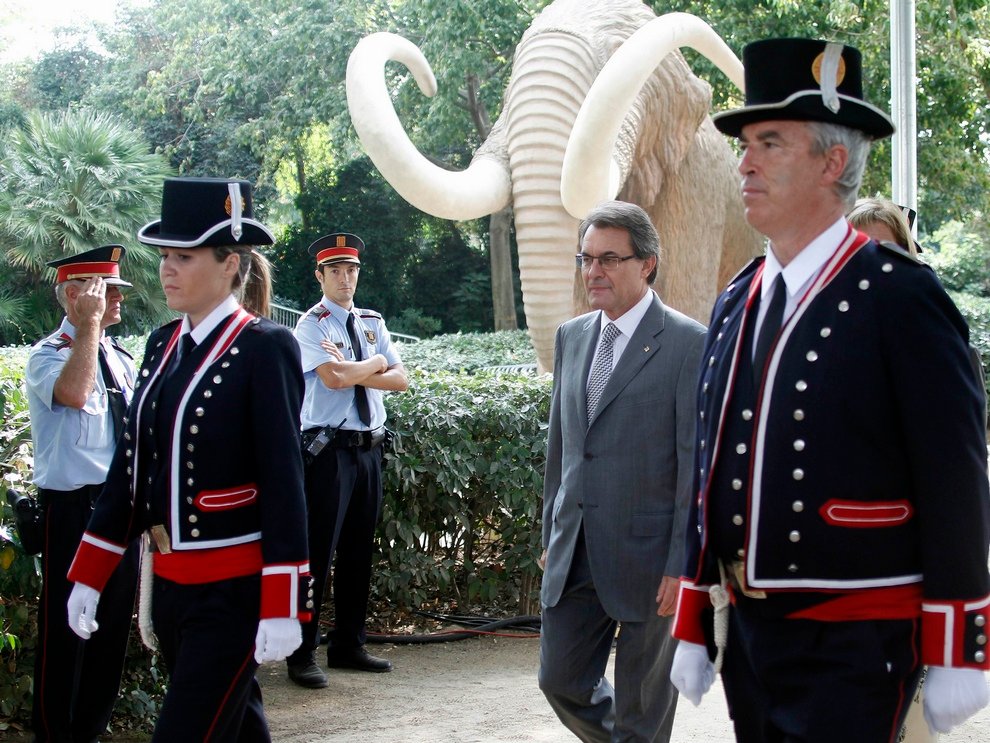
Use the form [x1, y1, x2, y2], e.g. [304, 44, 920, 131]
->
[669, 39, 990, 741]
[286, 233, 409, 688]
[25, 246, 139, 742]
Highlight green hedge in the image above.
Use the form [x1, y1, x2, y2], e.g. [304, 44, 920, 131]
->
[0, 330, 549, 735]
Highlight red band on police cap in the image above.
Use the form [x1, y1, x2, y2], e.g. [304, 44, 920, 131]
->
[56, 261, 122, 283]
[315, 247, 360, 265]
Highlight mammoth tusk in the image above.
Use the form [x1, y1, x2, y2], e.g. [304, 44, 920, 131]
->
[560, 12, 744, 219]
[346, 32, 512, 221]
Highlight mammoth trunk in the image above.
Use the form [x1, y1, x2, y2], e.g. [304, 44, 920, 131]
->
[505, 31, 599, 372]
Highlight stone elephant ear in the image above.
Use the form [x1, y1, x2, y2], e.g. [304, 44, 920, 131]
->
[621, 51, 714, 210]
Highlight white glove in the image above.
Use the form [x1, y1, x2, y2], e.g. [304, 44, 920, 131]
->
[670, 640, 716, 706]
[67, 583, 101, 640]
[923, 666, 988, 734]
[254, 617, 302, 664]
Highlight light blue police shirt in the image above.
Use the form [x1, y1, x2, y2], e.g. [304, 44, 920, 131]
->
[25, 317, 136, 491]
[294, 297, 401, 432]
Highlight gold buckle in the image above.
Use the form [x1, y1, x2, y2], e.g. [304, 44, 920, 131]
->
[729, 560, 766, 599]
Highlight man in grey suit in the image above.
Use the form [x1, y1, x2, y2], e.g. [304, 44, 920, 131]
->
[538, 200, 705, 742]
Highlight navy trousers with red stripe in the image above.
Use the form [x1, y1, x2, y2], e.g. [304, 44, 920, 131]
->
[722, 599, 922, 743]
[32, 488, 138, 743]
[151, 575, 268, 743]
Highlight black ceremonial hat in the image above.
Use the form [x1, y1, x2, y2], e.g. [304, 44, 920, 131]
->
[46, 245, 132, 287]
[138, 177, 275, 248]
[308, 233, 364, 266]
[713, 38, 894, 140]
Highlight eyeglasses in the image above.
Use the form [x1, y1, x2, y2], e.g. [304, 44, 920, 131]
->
[575, 253, 638, 270]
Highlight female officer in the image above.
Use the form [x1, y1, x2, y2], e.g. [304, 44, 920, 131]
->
[66, 177, 312, 742]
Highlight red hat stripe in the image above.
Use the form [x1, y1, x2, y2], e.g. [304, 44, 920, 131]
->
[315, 247, 360, 264]
[56, 261, 121, 283]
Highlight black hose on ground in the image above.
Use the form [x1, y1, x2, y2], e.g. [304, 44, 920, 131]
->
[320, 612, 542, 645]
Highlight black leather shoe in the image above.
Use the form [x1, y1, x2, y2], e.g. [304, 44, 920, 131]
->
[287, 660, 329, 688]
[326, 646, 393, 673]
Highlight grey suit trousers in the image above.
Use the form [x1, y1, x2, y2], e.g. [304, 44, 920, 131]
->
[538, 532, 679, 743]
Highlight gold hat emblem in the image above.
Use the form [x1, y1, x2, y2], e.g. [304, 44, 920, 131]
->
[110, 247, 122, 261]
[811, 52, 846, 86]
[224, 195, 247, 216]
[336, 235, 348, 248]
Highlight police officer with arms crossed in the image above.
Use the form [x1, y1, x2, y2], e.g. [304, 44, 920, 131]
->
[286, 233, 409, 688]
[25, 246, 139, 743]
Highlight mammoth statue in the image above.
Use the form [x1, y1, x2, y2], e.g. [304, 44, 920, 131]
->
[346, 1, 761, 371]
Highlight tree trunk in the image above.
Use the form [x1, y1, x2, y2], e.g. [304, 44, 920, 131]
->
[489, 207, 517, 330]
[465, 73, 517, 330]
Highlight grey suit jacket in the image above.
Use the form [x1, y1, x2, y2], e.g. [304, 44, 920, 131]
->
[541, 293, 705, 621]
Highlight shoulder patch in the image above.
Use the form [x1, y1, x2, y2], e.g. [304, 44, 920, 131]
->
[43, 335, 72, 351]
[356, 308, 382, 321]
[304, 302, 331, 322]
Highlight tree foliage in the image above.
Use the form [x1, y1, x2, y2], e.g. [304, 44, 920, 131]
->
[0, 109, 173, 343]
[664, 0, 990, 228]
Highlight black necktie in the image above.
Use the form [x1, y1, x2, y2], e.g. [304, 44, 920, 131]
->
[753, 274, 787, 380]
[346, 314, 372, 426]
[98, 345, 127, 440]
[165, 333, 197, 380]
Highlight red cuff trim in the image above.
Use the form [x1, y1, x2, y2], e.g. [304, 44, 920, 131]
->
[672, 580, 713, 645]
[67, 533, 126, 591]
[261, 562, 312, 620]
[922, 596, 990, 669]
[153, 541, 262, 584]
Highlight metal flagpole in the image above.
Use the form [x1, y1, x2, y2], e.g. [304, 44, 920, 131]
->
[890, 0, 918, 234]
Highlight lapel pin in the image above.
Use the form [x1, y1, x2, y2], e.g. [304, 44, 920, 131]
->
[643, 345, 650, 352]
